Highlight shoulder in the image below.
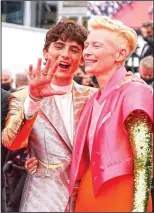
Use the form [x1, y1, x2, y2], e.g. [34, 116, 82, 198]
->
[11, 87, 28, 102]
[125, 81, 153, 95]
[2, 89, 10, 101]
[74, 81, 98, 94]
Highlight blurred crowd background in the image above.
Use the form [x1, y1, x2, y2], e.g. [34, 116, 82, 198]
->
[1, 1, 154, 212]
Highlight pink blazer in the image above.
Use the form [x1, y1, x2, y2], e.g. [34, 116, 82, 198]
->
[69, 67, 153, 196]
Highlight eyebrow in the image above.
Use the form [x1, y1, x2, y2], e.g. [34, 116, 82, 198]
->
[84, 41, 104, 45]
[54, 41, 65, 45]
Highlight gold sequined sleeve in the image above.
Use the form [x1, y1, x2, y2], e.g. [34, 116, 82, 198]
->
[125, 110, 153, 212]
[2, 89, 37, 150]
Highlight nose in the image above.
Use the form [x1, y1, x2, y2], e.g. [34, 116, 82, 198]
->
[83, 46, 93, 57]
[61, 47, 70, 58]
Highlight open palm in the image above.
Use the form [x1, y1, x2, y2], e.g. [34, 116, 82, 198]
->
[29, 58, 66, 100]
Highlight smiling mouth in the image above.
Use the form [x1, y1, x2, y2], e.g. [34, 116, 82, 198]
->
[59, 63, 70, 69]
[85, 60, 97, 65]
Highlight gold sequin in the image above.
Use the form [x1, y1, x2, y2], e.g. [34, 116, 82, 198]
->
[125, 110, 153, 212]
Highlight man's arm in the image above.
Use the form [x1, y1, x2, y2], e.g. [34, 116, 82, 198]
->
[2, 89, 38, 150]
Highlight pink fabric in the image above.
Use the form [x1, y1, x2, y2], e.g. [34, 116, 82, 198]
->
[69, 67, 153, 196]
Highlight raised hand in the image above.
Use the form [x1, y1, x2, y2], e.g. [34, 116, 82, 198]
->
[29, 58, 66, 100]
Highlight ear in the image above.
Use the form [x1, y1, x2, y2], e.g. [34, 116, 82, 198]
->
[43, 49, 48, 61]
[115, 48, 127, 62]
[79, 56, 84, 66]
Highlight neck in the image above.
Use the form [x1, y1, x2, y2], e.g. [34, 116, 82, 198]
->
[96, 64, 122, 90]
[51, 76, 73, 86]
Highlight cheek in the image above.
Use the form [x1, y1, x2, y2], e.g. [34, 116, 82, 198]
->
[71, 55, 82, 66]
[48, 50, 61, 60]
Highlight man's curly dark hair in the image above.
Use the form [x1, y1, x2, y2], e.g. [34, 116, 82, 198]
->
[44, 20, 88, 51]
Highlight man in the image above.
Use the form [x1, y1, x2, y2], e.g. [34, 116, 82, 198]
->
[2, 70, 16, 92]
[2, 20, 97, 212]
[136, 56, 153, 88]
[2, 20, 140, 212]
[140, 22, 153, 60]
[69, 16, 153, 212]
[15, 72, 29, 90]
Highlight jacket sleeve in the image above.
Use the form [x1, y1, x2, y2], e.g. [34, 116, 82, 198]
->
[2, 89, 37, 151]
[125, 110, 153, 212]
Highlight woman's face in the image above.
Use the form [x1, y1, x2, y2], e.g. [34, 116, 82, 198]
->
[83, 29, 119, 76]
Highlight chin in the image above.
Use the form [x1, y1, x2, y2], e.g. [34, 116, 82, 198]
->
[85, 68, 95, 76]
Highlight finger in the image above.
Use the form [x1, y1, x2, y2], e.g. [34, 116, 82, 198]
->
[36, 58, 42, 76]
[132, 77, 145, 84]
[31, 169, 37, 174]
[42, 58, 52, 75]
[126, 71, 133, 76]
[25, 157, 37, 165]
[27, 160, 38, 170]
[49, 61, 59, 77]
[25, 157, 37, 168]
[29, 64, 35, 80]
[28, 166, 37, 174]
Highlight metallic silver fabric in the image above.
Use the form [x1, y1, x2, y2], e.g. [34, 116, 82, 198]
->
[18, 82, 97, 212]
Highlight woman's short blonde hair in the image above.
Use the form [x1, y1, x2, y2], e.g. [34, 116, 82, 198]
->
[88, 16, 138, 59]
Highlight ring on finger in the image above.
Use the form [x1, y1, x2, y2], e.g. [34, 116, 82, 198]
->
[42, 72, 48, 75]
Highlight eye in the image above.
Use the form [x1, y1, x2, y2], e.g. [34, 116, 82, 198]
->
[84, 44, 88, 49]
[93, 43, 102, 48]
[71, 48, 80, 53]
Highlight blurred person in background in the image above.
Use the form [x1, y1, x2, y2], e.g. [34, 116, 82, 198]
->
[73, 67, 85, 84]
[1, 89, 10, 212]
[136, 56, 154, 88]
[74, 67, 99, 88]
[82, 74, 99, 88]
[140, 22, 153, 60]
[2, 70, 16, 93]
[15, 72, 29, 90]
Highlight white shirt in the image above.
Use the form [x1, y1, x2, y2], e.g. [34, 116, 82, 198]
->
[24, 83, 74, 145]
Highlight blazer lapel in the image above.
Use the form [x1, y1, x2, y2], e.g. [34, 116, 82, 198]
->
[72, 81, 95, 132]
[40, 96, 72, 151]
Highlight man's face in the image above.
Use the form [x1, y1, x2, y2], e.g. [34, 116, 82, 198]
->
[83, 29, 119, 76]
[2, 72, 13, 91]
[141, 26, 153, 37]
[43, 39, 83, 79]
[139, 66, 153, 84]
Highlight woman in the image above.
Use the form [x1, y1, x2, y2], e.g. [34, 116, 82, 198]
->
[69, 16, 153, 212]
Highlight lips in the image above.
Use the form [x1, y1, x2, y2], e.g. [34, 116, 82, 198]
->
[85, 59, 97, 63]
[85, 60, 97, 66]
[59, 62, 70, 69]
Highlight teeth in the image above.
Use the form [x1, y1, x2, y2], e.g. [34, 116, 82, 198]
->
[60, 62, 69, 65]
[85, 61, 96, 63]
